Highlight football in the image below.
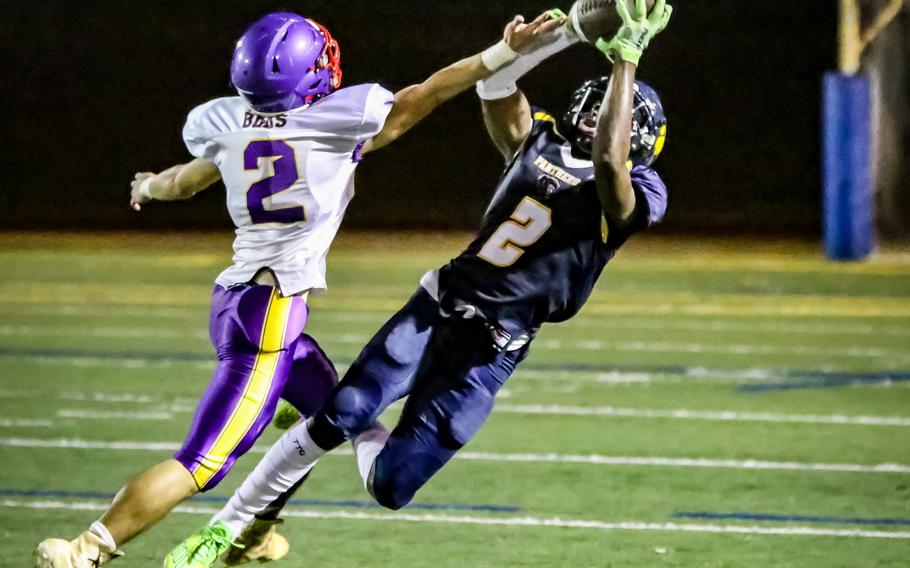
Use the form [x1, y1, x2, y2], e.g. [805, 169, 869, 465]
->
[568, 0, 657, 44]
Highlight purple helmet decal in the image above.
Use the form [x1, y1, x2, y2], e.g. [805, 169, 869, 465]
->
[231, 12, 342, 113]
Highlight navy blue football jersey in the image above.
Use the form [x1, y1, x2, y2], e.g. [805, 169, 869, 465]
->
[437, 110, 667, 337]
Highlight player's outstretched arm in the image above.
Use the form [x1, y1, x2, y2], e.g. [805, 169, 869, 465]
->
[592, 59, 638, 226]
[480, 88, 533, 160]
[361, 11, 565, 156]
[129, 158, 221, 211]
[478, 9, 579, 160]
[592, 0, 671, 227]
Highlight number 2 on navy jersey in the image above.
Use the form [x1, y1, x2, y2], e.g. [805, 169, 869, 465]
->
[478, 197, 552, 267]
[244, 140, 306, 225]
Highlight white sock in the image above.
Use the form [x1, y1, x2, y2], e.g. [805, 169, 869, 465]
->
[88, 520, 118, 552]
[352, 423, 390, 489]
[211, 420, 326, 535]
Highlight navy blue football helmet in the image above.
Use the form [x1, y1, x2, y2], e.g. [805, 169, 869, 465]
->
[560, 77, 667, 167]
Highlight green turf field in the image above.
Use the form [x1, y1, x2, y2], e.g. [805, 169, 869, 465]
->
[1, 232, 909, 567]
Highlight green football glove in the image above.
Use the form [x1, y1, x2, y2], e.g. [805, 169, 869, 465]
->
[596, 0, 673, 65]
[546, 8, 568, 20]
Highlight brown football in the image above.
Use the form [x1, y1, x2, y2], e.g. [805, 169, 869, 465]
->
[568, 0, 657, 44]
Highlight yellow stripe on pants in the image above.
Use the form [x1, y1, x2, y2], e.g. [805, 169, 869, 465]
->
[192, 290, 293, 489]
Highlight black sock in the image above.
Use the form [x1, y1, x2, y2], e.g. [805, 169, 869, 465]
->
[308, 414, 348, 451]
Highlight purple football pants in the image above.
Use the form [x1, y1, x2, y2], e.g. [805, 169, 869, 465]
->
[174, 284, 337, 491]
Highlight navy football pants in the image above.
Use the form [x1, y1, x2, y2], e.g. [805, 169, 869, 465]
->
[310, 288, 529, 510]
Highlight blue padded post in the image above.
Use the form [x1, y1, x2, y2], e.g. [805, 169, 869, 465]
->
[822, 73, 874, 261]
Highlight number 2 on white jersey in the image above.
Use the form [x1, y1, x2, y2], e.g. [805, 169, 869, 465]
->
[478, 197, 552, 267]
[244, 140, 306, 225]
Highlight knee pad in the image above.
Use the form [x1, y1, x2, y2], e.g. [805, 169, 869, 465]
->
[370, 478, 412, 511]
[436, 384, 495, 449]
[330, 380, 386, 436]
[310, 382, 386, 450]
[370, 452, 437, 511]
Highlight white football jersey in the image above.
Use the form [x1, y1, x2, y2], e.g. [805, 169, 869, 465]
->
[183, 83, 394, 296]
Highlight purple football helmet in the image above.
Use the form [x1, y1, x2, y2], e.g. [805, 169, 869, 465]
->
[231, 12, 342, 113]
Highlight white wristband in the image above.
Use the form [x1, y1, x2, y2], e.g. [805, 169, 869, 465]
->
[480, 40, 519, 72]
[138, 177, 154, 200]
[476, 80, 519, 101]
[477, 26, 580, 100]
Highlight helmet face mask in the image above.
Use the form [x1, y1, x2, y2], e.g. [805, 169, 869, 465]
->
[231, 12, 342, 114]
[560, 79, 607, 158]
[560, 77, 667, 167]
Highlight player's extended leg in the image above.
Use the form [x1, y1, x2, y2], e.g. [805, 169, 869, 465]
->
[308, 288, 441, 448]
[221, 334, 338, 567]
[206, 289, 439, 537]
[34, 284, 307, 568]
[162, 286, 309, 568]
[368, 318, 529, 510]
[219, 470, 310, 567]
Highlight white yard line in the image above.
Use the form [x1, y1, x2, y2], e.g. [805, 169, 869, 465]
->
[43, 382, 910, 428]
[49, 402, 910, 428]
[321, 333, 902, 360]
[60, 392, 158, 403]
[514, 368, 789, 384]
[0, 438, 184, 451]
[7, 352, 888, 378]
[2, 499, 908, 540]
[531, 339, 900, 360]
[22, 356, 215, 371]
[2, 437, 907, 474]
[5, 379, 908, 429]
[0, 389, 35, 399]
[0, 325, 206, 340]
[0, 365, 869, 395]
[0, 305, 202, 319]
[56, 409, 172, 421]
[494, 404, 910, 427]
[1, 325, 906, 361]
[10, 304, 910, 337]
[0, 419, 52, 428]
[454, 453, 910, 474]
[569, 317, 910, 337]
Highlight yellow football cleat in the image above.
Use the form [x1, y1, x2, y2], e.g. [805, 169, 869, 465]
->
[165, 521, 241, 568]
[222, 519, 289, 566]
[34, 532, 121, 568]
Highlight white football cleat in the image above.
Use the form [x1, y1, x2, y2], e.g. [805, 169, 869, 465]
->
[34, 532, 121, 568]
[222, 519, 289, 566]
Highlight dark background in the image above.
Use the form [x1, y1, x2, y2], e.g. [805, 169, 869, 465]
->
[1, 1, 840, 233]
